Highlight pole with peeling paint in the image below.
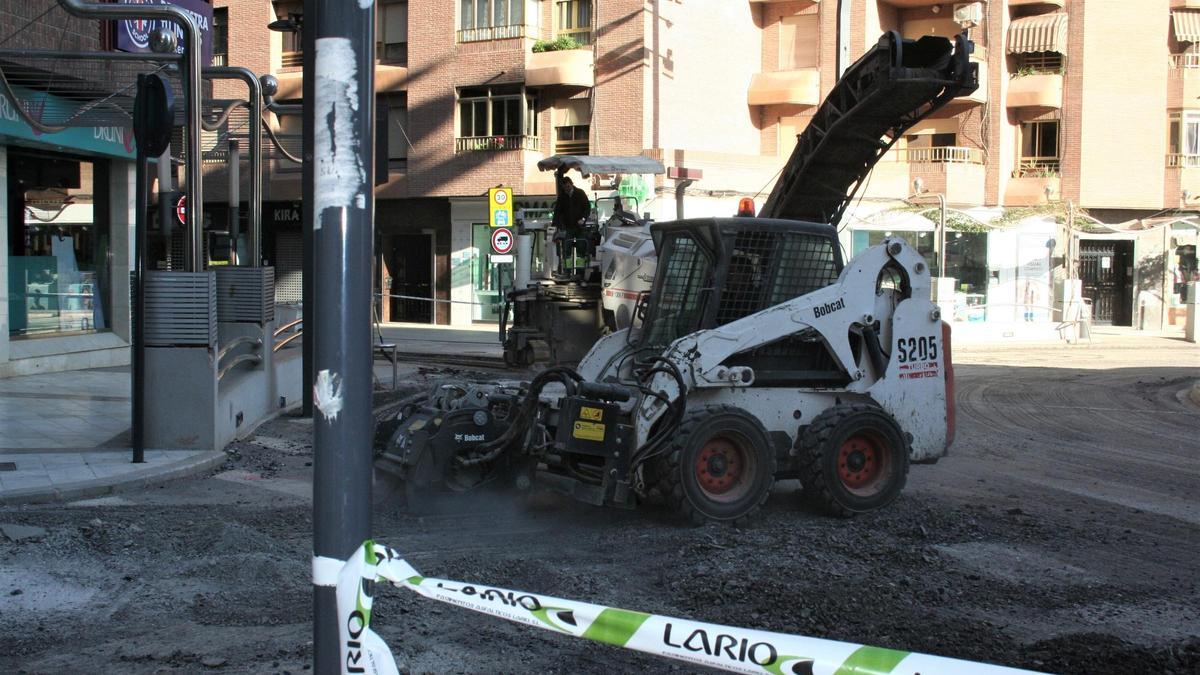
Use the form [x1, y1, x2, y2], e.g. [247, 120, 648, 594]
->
[307, 0, 375, 671]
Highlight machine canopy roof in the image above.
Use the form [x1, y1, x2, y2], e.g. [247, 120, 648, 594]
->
[537, 155, 666, 176]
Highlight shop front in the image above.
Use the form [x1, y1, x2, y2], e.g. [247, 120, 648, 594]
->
[1, 91, 137, 377]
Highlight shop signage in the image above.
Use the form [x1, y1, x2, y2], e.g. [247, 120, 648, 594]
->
[491, 227, 514, 255]
[116, 0, 214, 67]
[0, 86, 136, 159]
[489, 187, 513, 228]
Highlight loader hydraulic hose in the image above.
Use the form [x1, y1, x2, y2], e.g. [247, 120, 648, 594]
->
[630, 356, 688, 469]
[456, 367, 582, 468]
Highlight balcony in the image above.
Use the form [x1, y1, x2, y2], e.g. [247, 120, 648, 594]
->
[526, 49, 594, 88]
[1005, 159, 1061, 205]
[1166, 154, 1200, 205]
[281, 51, 302, 70]
[1006, 73, 1063, 109]
[950, 58, 987, 105]
[1170, 54, 1200, 106]
[457, 24, 528, 43]
[455, 135, 540, 153]
[901, 147, 986, 205]
[747, 69, 820, 106]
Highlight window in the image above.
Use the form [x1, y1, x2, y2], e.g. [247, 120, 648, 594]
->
[378, 0, 407, 65]
[779, 14, 818, 70]
[1170, 111, 1200, 166]
[456, 86, 539, 151]
[555, 98, 589, 154]
[212, 8, 228, 66]
[382, 93, 409, 166]
[1017, 119, 1060, 175]
[275, 3, 303, 68]
[1016, 51, 1062, 75]
[8, 153, 112, 339]
[459, 0, 528, 41]
[556, 0, 592, 45]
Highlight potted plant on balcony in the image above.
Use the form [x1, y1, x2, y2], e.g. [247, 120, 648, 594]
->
[532, 36, 583, 53]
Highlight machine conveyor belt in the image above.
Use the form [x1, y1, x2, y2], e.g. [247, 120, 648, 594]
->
[760, 31, 979, 227]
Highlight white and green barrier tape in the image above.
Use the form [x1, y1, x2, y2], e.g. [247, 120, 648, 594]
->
[336, 540, 1041, 675]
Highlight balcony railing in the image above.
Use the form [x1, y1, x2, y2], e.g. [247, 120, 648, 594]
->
[455, 135, 540, 153]
[282, 51, 303, 69]
[1171, 53, 1200, 69]
[1168, 153, 1200, 168]
[1012, 158, 1061, 177]
[212, 53, 228, 67]
[897, 146, 984, 164]
[456, 24, 528, 43]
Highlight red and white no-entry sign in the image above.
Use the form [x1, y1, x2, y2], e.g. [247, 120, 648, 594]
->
[491, 227, 514, 254]
[175, 194, 187, 225]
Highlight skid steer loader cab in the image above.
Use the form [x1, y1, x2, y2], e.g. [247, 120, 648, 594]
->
[638, 218, 844, 349]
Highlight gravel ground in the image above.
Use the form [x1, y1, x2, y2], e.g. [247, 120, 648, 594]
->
[1, 338, 1198, 674]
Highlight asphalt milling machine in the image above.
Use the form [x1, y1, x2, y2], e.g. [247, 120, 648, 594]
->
[500, 154, 666, 367]
[376, 32, 978, 524]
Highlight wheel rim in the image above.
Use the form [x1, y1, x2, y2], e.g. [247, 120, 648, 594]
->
[837, 430, 892, 497]
[693, 434, 755, 503]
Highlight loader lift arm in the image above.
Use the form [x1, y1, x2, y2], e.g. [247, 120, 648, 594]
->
[759, 31, 978, 226]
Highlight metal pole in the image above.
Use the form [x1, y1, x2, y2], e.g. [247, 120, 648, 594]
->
[674, 178, 694, 219]
[157, 150, 173, 270]
[132, 115, 149, 465]
[309, 0, 375, 671]
[228, 139, 240, 264]
[938, 193, 947, 278]
[302, 0, 316, 416]
[204, 67, 263, 267]
[57, 0, 204, 272]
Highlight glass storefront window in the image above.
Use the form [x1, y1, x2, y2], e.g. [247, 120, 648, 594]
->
[852, 228, 988, 295]
[471, 223, 512, 321]
[8, 154, 109, 339]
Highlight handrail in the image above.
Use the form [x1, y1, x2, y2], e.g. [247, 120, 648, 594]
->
[217, 335, 262, 362]
[274, 331, 303, 352]
[57, 0, 204, 271]
[895, 146, 984, 164]
[1167, 153, 1200, 168]
[274, 318, 303, 336]
[218, 353, 263, 380]
[203, 66, 264, 268]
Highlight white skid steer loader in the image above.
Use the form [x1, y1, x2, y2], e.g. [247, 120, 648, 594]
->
[375, 31, 976, 523]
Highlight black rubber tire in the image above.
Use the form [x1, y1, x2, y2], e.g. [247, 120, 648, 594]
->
[654, 405, 776, 526]
[796, 404, 910, 518]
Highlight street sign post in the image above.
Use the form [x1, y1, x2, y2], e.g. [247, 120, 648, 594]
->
[489, 187, 513, 228]
[175, 194, 187, 225]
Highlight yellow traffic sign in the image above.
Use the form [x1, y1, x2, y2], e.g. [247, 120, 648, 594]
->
[488, 187, 513, 228]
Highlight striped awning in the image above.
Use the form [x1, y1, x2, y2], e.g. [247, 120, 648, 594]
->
[1173, 10, 1200, 43]
[1007, 13, 1068, 54]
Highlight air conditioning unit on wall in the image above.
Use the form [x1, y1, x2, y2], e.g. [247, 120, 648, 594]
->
[953, 2, 983, 28]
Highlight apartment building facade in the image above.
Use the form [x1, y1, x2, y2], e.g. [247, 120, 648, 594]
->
[211, 0, 1196, 330]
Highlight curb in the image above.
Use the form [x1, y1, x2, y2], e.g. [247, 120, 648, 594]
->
[0, 450, 228, 506]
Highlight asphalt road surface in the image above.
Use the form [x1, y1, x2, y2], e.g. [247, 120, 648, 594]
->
[1, 338, 1197, 674]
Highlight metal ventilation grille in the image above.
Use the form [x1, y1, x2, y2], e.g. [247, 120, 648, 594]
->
[715, 230, 838, 326]
[274, 231, 303, 304]
[144, 271, 216, 348]
[215, 267, 275, 323]
[644, 235, 711, 347]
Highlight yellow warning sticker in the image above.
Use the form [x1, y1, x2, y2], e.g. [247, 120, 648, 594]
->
[579, 406, 604, 421]
[573, 421, 606, 442]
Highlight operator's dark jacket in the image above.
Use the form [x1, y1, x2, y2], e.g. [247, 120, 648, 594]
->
[552, 186, 590, 237]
